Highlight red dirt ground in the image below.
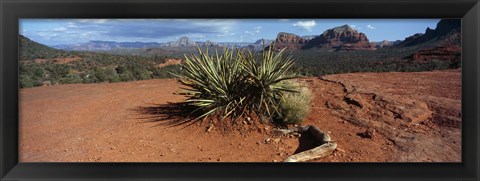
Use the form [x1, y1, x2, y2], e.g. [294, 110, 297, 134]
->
[19, 69, 461, 162]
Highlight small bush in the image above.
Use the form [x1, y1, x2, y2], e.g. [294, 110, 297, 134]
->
[274, 80, 312, 124]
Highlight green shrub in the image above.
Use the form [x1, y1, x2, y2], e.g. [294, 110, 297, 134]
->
[152, 65, 182, 79]
[174, 47, 298, 122]
[273, 80, 312, 124]
[59, 73, 83, 84]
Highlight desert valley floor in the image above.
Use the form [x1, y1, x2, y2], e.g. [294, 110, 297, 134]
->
[19, 69, 461, 162]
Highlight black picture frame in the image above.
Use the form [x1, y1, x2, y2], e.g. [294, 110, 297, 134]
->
[1, 0, 479, 180]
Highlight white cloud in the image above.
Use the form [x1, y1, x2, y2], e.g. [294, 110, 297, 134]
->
[366, 24, 376, 30]
[244, 26, 262, 35]
[53, 27, 67, 31]
[77, 19, 108, 24]
[293, 20, 316, 32]
[185, 33, 206, 39]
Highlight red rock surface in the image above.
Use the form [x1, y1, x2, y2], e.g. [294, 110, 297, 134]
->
[19, 70, 460, 162]
[411, 46, 460, 62]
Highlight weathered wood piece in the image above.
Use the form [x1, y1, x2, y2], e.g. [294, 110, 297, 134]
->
[272, 125, 337, 162]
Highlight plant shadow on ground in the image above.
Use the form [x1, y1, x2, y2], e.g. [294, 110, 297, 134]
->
[293, 131, 322, 154]
[132, 102, 205, 128]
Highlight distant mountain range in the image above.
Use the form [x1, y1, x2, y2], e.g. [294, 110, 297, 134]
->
[52, 20, 459, 53]
[22, 18, 460, 64]
[52, 37, 274, 52]
[267, 19, 459, 53]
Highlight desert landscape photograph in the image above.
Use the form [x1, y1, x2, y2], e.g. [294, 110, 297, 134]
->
[19, 19, 461, 162]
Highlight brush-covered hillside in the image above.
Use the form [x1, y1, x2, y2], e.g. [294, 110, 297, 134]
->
[19, 35, 182, 88]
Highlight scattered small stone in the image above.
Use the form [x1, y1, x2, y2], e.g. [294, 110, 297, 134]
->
[217, 158, 221, 161]
[336, 148, 345, 153]
[246, 117, 252, 125]
[273, 138, 281, 144]
[256, 141, 260, 145]
[292, 133, 302, 138]
[342, 121, 347, 124]
[273, 160, 278, 162]
[264, 138, 271, 144]
[110, 147, 116, 150]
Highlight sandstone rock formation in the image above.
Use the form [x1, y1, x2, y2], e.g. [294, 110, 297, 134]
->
[303, 25, 375, 51]
[269, 25, 375, 51]
[270, 32, 309, 50]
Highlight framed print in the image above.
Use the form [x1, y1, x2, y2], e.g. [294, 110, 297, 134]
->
[1, 0, 479, 180]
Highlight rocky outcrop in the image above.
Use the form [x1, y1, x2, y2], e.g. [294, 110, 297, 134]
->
[268, 25, 375, 51]
[249, 39, 274, 51]
[164, 36, 197, 47]
[303, 25, 375, 51]
[270, 32, 309, 50]
[409, 46, 461, 62]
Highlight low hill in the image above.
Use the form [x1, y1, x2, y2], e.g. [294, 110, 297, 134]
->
[19, 35, 71, 60]
[18, 35, 183, 88]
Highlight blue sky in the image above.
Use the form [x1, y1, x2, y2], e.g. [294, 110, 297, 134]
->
[20, 19, 441, 46]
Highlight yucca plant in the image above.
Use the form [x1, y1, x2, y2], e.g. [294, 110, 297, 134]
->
[173, 46, 299, 123]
